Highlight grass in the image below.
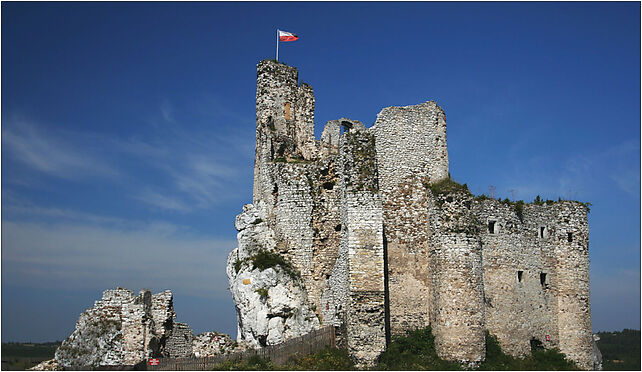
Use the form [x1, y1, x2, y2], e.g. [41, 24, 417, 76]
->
[283, 347, 355, 370]
[213, 355, 276, 370]
[211, 347, 354, 370]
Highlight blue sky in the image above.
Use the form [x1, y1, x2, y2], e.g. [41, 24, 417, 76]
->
[2, 2, 639, 342]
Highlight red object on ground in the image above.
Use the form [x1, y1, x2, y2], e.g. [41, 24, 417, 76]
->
[148, 359, 160, 366]
[546, 334, 551, 341]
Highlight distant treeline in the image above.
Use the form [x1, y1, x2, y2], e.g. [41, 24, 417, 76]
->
[1, 341, 61, 370]
[596, 329, 640, 371]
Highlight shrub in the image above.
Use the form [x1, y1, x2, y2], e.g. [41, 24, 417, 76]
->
[251, 250, 300, 280]
[212, 355, 275, 370]
[284, 347, 355, 370]
[426, 178, 471, 197]
[479, 332, 579, 370]
[233, 259, 243, 274]
[514, 200, 525, 222]
[255, 288, 268, 300]
[376, 326, 462, 370]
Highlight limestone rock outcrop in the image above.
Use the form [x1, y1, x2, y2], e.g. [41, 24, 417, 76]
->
[55, 288, 175, 368]
[29, 359, 61, 371]
[192, 332, 249, 357]
[227, 202, 320, 348]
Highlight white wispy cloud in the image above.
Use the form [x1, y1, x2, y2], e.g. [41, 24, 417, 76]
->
[1, 218, 236, 299]
[133, 190, 193, 212]
[497, 140, 640, 202]
[2, 118, 118, 180]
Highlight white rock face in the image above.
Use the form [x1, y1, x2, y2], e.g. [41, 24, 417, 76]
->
[192, 332, 250, 357]
[29, 359, 60, 371]
[227, 203, 320, 348]
[54, 288, 175, 368]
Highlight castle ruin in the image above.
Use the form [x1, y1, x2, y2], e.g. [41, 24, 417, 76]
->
[227, 60, 599, 369]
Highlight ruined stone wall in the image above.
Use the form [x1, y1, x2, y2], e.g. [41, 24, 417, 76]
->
[55, 288, 176, 368]
[473, 200, 559, 357]
[551, 202, 594, 370]
[151, 291, 175, 343]
[252, 61, 340, 317]
[472, 199, 594, 369]
[429, 192, 485, 364]
[373, 101, 448, 335]
[165, 322, 194, 358]
[121, 290, 154, 365]
[338, 128, 387, 367]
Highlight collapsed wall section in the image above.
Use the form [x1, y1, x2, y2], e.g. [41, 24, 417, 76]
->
[374, 101, 448, 335]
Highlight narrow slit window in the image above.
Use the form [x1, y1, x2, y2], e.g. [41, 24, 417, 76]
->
[540, 273, 547, 287]
[539, 226, 545, 238]
[518, 270, 523, 282]
[488, 221, 496, 234]
[284, 102, 291, 120]
[567, 232, 573, 242]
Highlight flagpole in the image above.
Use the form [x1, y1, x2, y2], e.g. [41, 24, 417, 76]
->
[276, 29, 279, 61]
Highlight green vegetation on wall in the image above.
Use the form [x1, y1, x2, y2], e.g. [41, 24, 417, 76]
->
[234, 250, 301, 280]
[425, 177, 471, 197]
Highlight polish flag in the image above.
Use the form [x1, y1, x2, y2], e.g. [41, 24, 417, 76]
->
[279, 30, 298, 42]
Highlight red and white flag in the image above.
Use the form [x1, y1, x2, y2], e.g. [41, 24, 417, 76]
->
[278, 30, 298, 42]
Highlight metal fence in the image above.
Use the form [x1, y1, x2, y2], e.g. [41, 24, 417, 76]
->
[148, 326, 335, 371]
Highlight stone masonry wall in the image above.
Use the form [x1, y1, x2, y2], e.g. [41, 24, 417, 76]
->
[338, 128, 387, 367]
[55, 288, 176, 368]
[429, 192, 485, 364]
[374, 101, 448, 335]
[552, 202, 594, 370]
[165, 322, 194, 358]
[473, 200, 559, 357]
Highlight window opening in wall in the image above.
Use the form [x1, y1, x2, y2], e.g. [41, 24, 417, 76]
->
[488, 220, 496, 234]
[540, 273, 547, 287]
[567, 232, 573, 242]
[517, 270, 523, 282]
[284, 102, 291, 120]
[340, 120, 353, 134]
[540, 226, 545, 238]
